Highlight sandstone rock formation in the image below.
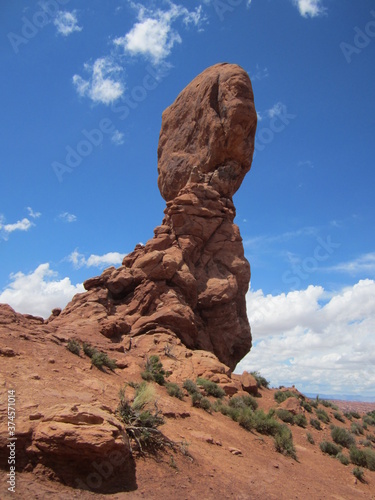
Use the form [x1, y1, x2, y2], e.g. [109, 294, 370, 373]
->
[50, 62, 257, 370]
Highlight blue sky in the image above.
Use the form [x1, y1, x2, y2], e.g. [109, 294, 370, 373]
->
[1, 0, 375, 398]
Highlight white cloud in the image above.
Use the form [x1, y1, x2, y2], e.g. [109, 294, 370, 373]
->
[114, 3, 204, 64]
[292, 0, 326, 18]
[27, 207, 41, 219]
[54, 10, 82, 36]
[111, 130, 125, 146]
[0, 216, 34, 239]
[328, 252, 375, 276]
[68, 250, 125, 269]
[58, 212, 77, 223]
[0, 264, 84, 318]
[236, 280, 375, 397]
[73, 57, 124, 105]
[3, 218, 33, 233]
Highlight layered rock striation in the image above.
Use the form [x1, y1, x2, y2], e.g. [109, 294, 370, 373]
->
[51, 63, 257, 370]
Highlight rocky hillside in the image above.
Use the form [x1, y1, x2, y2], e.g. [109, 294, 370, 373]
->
[1, 63, 374, 499]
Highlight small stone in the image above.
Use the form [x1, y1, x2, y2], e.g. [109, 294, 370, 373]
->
[228, 447, 242, 455]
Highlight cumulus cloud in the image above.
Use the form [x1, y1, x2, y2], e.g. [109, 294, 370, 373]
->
[292, 0, 326, 18]
[114, 3, 204, 64]
[54, 10, 82, 36]
[73, 57, 124, 105]
[236, 279, 375, 397]
[68, 250, 126, 269]
[58, 212, 77, 223]
[0, 264, 84, 318]
[0, 214, 34, 239]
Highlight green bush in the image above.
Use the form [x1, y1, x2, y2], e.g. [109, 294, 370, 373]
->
[219, 404, 241, 421]
[294, 414, 308, 428]
[363, 448, 375, 471]
[350, 446, 367, 467]
[200, 397, 212, 412]
[309, 398, 319, 409]
[301, 400, 313, 413]
[331, 426, 355, 448]
[141, 355, 166, 385]
[91, 351, 117, 371]
[82, 342, 96, 358]
[229, 395, 258, 411]
[337, 452, 350, 465]
[366, 433, 375, 443]
[238, 408, 256, 431]
[316, 408, 330, 424]
[352, 466, 364, 481]
[117, 383, 164, 429]
[250, 371, 270, 389]
[274, 390, 296, 404]
[276, 409, 294, 424]
[274, 425, 297, 459]
[66, 339, 81, 355]
[190, 392, 211, 411]
[363, 414, 375, 426]
[166, 382, 184, 400]
[191, 391, 202, 407]
[183, 379, 199, 395]
[320, 441, 342, 456]
[321, 399, 333, 408]
[359, 439, 373, 448]
[196, 378, 225, 398]
[306, 432, 315, 444]
[333, 411, 345, 423]
[253, 410, 280, 436]
[310, 418, 322, 430]
[351, 422, 364, 436]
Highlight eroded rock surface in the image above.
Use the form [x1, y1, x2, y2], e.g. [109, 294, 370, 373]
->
[48, 62, 257, 370]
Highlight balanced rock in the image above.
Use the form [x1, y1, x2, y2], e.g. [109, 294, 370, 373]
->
[50, 63, 257, 370]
